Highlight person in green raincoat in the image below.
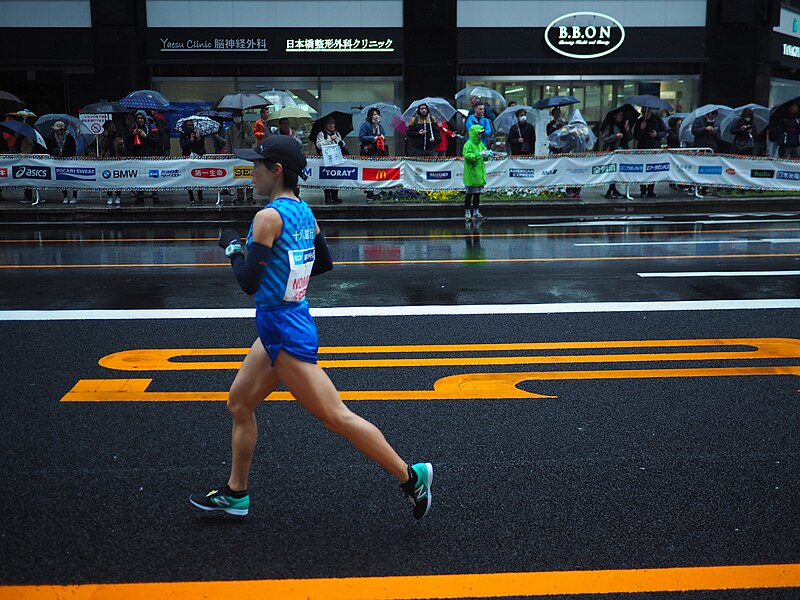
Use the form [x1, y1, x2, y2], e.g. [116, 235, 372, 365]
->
[462, 123, 491, 221]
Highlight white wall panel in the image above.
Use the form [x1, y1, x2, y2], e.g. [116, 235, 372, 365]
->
[457, 0, 706, 28]
[0, 0, 91, 27]
[146, 0, 402, 28]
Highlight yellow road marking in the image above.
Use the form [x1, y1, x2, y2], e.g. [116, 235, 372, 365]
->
[96, 338, 800, 371]
[2, 252, 800, 269]
[4, 563, 800, 598]
[60, 366, 800, 402]
[1, 226, 799, 243]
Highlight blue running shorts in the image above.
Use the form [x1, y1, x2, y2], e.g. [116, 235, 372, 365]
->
[255, 303, 319, 365]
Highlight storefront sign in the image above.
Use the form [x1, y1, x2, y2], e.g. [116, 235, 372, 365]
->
[286, 37, 394, 52]
[784, 43, 800, 58]
[544, 12, 625, 59]
[148, 28, 403, 63]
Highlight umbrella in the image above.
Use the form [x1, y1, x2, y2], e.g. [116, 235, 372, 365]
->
[175, 116, 220, 136]
[119, 89, 171, 110]
[258, 89, 296, 110]
[402, 97, 457, 125]
[767, 97, 800, 142]
[493, 105, 538, 134]
[624, 95, 673, 111]
[598, 104, 640, 135]
[678, 104, 734, 145]
[6, 108, 37, 120]
[356, 103, 403, 130]
[0, 90, 25, 114]
[455, 86, 507, 111]
[214, 92, 270, 112]
[81, 101, 131, 115]
[266, 107, 313, 129]
[309, 111, 354, 148]
[0, 120, 47, 149]
[195, 108, 234, 122]
[534, 95, 580, 109]
[34, 114, 95, 155]
[720, 104, 769, 143]
[547, 109, 597, 152]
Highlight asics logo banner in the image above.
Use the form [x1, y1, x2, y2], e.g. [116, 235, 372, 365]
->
[13, 165, 52, 180]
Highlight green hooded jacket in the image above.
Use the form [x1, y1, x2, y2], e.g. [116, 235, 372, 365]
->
[462, 123, 488, 187]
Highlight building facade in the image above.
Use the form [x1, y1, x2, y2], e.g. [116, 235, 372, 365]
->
[1, 0, 793, 129]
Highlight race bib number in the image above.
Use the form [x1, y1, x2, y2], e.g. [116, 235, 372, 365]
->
[283, 247, 315, 302]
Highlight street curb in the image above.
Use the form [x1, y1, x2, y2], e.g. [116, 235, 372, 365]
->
[0, 196, 797, 226]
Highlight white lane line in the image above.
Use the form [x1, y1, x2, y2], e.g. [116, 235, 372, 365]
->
[576, 238, 800, 247]
[638, 271, 800, 278]
[529, 218, 800, 228]
[1, 299, 799, 320]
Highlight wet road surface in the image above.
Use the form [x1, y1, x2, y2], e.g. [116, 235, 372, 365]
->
[1, 215, 799, 599]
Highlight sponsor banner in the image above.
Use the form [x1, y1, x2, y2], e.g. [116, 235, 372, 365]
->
[5, 154, 800, 191]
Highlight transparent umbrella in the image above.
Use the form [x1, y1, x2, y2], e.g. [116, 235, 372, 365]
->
[455, 86, 507, 112]
[547, 109, 597, 152]
[719, 103, 769, 143]
[34, 114, 95, 154]
[678, 104, 734, 145]
[81, 101, 131, 115]
[258, 90, 297, 110]
[402, 97, 457, 125]
[493, 105, 538, 134]
[355, 103, 403, 130]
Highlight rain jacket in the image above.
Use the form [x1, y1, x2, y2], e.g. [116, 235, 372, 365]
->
[408, 109, 441, 154]
[465, 113, 492, 147]
[462, 124, 488, 187]
[634, 113, 667, 149]
[358, 121, 387, 156]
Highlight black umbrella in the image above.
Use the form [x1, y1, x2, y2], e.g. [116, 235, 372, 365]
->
[309, 111, 354, 148]
[768, 96, 800, 141]
[213, 92, 269, 112]
[534, 95, 580, 109]
[598, 104, 640, 135]
[624, 95, 672, 111]
[0, 90, 25, 114]
[195, 108, 234, 122]
[81, 101, 131, 114]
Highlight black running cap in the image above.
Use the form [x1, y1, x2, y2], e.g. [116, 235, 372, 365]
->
[234, 136, 308, 180]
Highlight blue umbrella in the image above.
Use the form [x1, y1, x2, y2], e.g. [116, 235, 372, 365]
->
[534, 95, 580, 109]
[624, 95, 673, 111]
[0, 120, 47, 149]
[119, 90, 171, 110]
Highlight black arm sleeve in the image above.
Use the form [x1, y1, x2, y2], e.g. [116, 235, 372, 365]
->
[310, 232, 333, 277]
[229, 242, 272, 295]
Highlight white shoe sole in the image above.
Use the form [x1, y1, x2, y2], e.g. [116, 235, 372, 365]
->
[189, 495, 249, 516]
[419, 463, 433, 519]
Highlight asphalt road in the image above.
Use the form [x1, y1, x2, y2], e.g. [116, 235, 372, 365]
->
[0, 215, 798, 599]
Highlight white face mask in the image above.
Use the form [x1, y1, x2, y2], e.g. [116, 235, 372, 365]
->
[372, 115, 381, 123]
[743, 117, 752, 122]
[233, 117, 242, 124]
[518, 115, 527, 123]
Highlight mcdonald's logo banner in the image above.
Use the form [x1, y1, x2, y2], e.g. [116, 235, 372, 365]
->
[362, 167, 401, 181]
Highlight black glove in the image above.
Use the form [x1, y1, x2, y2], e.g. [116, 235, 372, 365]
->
[218, 229, 243, 258]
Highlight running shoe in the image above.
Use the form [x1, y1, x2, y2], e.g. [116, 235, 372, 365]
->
[473, 210, 485, 220]
[465, 209, 471, 221]
[401, 462, 433, 520]
[189, 487, 249, 516]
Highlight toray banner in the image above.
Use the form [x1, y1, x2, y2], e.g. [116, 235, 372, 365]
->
[2, 153, 800, 191]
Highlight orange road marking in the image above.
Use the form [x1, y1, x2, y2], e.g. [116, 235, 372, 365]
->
[96, 338, 800, 371]
[1, 226, 800, 243]
[2, 252, 800, 269]
[4, 563, 800, 598]
[60, 366, 800, 402]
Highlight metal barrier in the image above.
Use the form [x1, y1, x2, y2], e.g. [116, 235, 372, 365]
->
[612, 148, 714, 200]
[201, 154, 252, 207]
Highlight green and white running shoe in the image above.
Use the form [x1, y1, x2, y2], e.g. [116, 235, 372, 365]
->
[400, 462, 433, 520]
[189, 487, 249, 516]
